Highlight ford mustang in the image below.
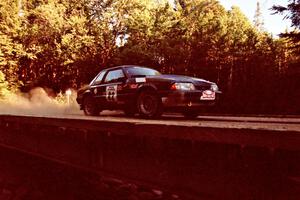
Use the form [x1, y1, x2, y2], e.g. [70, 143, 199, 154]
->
[76, 65, 221, 118]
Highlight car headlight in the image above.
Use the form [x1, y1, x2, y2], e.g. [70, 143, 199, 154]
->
[210, 84, 218, 92]
[171, 83, 195, 91]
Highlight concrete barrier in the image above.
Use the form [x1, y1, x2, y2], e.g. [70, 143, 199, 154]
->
[0, 115, 299, 200]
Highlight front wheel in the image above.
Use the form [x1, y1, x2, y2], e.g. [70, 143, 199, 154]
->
[83, 96, 100, 116]
[137, 91, 162, 118]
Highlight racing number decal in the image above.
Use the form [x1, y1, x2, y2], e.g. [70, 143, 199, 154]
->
[106, 85, 118, 101]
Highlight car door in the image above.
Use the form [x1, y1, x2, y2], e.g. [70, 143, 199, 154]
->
[99, 68, 126, 107]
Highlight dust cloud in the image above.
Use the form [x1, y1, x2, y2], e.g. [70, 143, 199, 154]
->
[0, 87, 80, 116]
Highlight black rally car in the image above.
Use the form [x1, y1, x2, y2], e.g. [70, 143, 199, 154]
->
[76, 65, 221, 118]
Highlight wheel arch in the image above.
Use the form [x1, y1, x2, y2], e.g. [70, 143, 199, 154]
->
[136, 84, 163, 118]
[82, 91, 100, 116]
[137, 84, 158, 95]
[79, 90, 93, 108]
[82, 90, 93, 98]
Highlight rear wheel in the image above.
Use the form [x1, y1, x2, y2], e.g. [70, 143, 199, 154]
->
[137, 90, 162, 118]
[83, 96, 100, 116]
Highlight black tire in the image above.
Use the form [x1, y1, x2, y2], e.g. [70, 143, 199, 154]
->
[83, 95, 100, 116]
[137, 90, 162, 118]
[183, 110, 199, 119]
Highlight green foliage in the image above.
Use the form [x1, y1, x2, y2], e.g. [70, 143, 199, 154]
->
[272, 0, 300, 29]
[253, 2, 264, 31]
[0, 0, 26, 89]
[272, 0, 300, 45]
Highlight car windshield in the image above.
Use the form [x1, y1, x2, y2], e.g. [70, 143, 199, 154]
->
[125, 67, 161, 78]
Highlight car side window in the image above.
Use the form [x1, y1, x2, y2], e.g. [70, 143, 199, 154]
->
[92, 71, 106, 85]
[104, 69, 125, 83]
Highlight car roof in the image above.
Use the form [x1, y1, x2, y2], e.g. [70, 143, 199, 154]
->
[104, 65, 147, 71]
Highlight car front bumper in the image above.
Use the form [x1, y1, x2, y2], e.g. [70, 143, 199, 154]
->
[160, 90, 220, 108]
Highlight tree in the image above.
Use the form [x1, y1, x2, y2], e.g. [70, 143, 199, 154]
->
[0, 0, 299, 114]
[272, 0, 300, 43]
[0, 71, 10, 99]
[253, 1, 264, 31]
[18, 0, 106, 90]
[0, 0, 26, 89]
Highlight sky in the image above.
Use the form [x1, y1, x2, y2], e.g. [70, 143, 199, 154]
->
[218, 0, 292, 36]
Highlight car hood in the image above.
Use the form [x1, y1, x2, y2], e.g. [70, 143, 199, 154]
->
[146, 75, 214, 85]
[77, 84, 90, 96]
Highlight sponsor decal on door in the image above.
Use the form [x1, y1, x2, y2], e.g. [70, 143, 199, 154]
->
[106, 85, 117, 101]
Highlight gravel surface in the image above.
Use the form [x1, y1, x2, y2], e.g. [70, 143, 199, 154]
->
[8, 111, 299, 132]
